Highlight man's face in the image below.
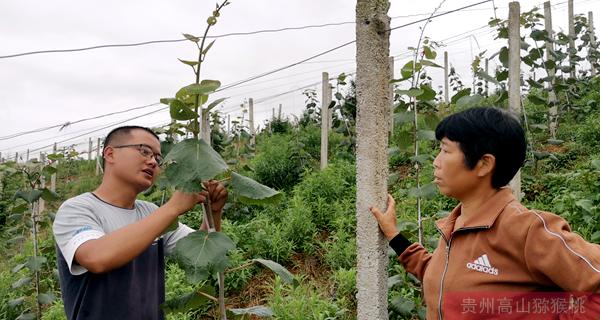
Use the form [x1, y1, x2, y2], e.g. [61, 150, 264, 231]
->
[108, 130, 161, 192]
[433, 138, 480, 200]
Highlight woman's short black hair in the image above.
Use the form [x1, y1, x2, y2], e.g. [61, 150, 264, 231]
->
[435, 107, 527, 189]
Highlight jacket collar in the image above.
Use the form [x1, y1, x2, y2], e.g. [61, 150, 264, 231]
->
[435, 187, 517, 240]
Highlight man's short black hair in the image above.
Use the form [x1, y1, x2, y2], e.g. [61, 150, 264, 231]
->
[435, 107, 527, 189]
[101, 126, 160, 169]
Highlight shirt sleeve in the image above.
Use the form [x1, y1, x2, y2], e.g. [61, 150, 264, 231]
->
[52, 199, 105, 275]
[162, 222, 194, 255]
[524, 210, 600, 292]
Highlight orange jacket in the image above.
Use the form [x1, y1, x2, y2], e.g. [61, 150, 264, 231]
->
[398, 188, 600, 320]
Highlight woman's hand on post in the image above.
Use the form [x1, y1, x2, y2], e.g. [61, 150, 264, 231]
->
[369, 194, 400, 241]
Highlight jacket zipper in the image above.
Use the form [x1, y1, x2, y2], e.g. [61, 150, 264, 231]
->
[434, 224, 490, 320]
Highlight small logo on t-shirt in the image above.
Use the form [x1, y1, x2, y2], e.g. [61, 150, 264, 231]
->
[466, 254, 499, 276]
[73, 226, 92, 236]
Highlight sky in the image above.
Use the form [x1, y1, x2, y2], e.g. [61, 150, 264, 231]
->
[1, 0, 599, 161]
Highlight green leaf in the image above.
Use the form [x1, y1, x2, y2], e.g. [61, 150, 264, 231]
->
[576, 199, 594, 213]
[46, 153, 64, 161]
[180, 80, 221, 97]
[253, 258, 296, 285]
[450, 88, 471, 104]
[526, 79, 544, 89]
[12, 203, 28, 214]
[38, 292, 56, 305]
[546, 139, 564, 145]
[397, 131, 413, 151]
[12, 277, 31, 289]
[591, 231, 600, 243]
[398, 220, 418, 232]
[231, 172, 281, 205]
[229, 306, 274, 317]
[42, 166, 57, 176]
[182, 33, 200, 43]
[40, 188, 59, 201]
[394, 111, 413, 125]
[420, 60, 442, 68]
[15, 190, 42, 203]
[423, 46, 436, 59]
[174, 231, 235, 275]
[16, 313, 36, 320]
[406, 88, 424, 97]
[12, 263, 26, 273]
[591, 159, 600, 171]
[408, 183, 438, 199]
[206, 98, 227, 112]
[388, 275, 404, 289]
[8, 297, 25, 308]
[202, 40, 216, 55]
[527, 94, 546, 105]
[417, 84, 436, 101]
[400, 61, 421, 79]
[494, 90, 508, 104]
[410, 154, 431, 165]
[170, 99, 198, 121]
[160, 139, 228, 192]
[496, 70, 509, 82]
[456, 94, 484, 109]
[178, 59, 198, 67]
[499, 47, 509, 67]
[423, 113, 440, 130]
[390, 296, 415, 316]
[161, 287, 215, 314]
[530, 29, 549, 41]
[160, 98, 175, 105]
[26, 256, 47, 272]
[476, 71, 499, 84]
[416, 130, 435, 141]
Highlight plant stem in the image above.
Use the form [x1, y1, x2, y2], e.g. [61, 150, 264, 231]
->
[203, 199, 226, 320]
[225, 261, 255, 274]
[31, 202, 41, 320]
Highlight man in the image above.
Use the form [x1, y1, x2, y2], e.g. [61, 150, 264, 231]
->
[53, 126, 227, 320]
[370, 107, 600, 319]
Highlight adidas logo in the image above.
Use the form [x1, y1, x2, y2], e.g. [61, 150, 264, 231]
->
[466, 254, 499, 276]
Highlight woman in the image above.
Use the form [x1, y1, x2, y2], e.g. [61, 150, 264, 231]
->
[370, 107, 600, 319]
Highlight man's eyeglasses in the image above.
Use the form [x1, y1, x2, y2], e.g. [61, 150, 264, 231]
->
[111, 144, 163, 165]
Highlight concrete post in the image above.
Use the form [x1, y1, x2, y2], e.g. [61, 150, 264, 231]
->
[356, 0, 390, 318]
[95, 138, 101, 176]
[88, 137, 93, 161]
[278, 104, 282, 120]
[485, 58, 490, 96]
[51, 143, 57, 192]
[508, 1, 522, 201]
[589, 11, 597, 77]
[249, 98, 255, 145]
[26, 149, 30, 162]
[321, 72, 330, 170]
[444, 51, 450, 104]
[568, 0, 576, 78]
[39, 153, 46, 213]
[389, 56, 395, 136]
[227, 115, 230, 134]
[545, 1, 559, 139]
[15, 152, 18, 164]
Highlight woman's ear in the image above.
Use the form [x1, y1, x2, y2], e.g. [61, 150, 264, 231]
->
[477, 154, 496, 177]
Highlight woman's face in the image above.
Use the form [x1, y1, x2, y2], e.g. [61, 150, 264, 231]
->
[433, 138, 481, 200]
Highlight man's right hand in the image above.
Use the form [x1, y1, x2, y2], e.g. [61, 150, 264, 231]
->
[165, 190, 209, 216]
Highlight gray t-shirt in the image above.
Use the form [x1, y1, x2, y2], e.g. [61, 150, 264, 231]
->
[53, 192, 193, 320]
